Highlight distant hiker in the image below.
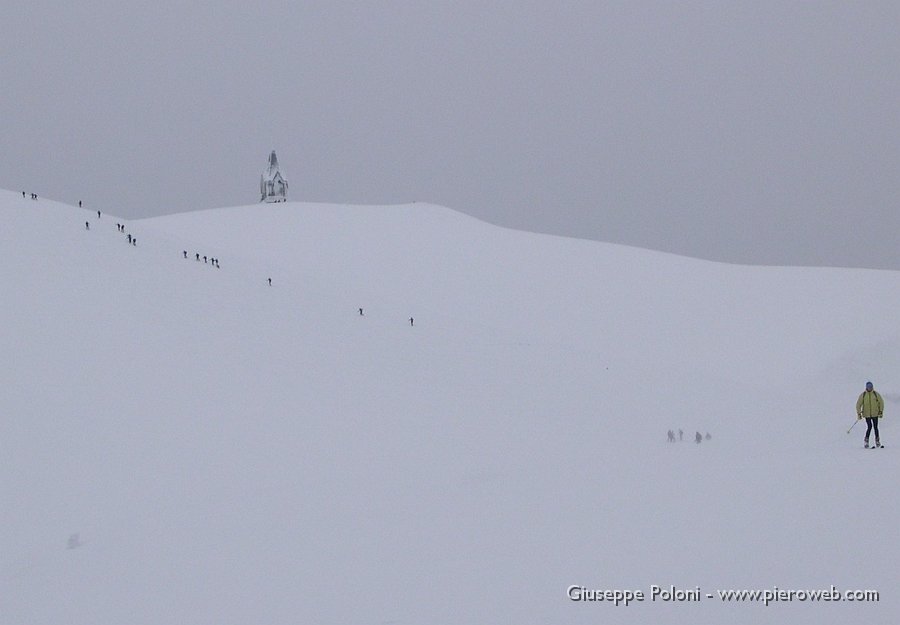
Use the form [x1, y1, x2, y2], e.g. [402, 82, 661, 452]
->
[678, 429, 683, 442]
[96, 210, 100, 218]
[132, 238, 136, 246]
[856, 381, 884, 448]
[195, 253, 200, 261]
[79, 200, 82, 208]
[667, 430, 675, 443]
[127, 234, 132, 243]
[203, 256, 207, 263]
[268, 278, 272, 286]
[22, 191, 26, 198]
[359, 308, 364, 316]
[705, 432, 711, 440]
[695, 432, 702, 444]
[85, 221, 90, 230]
[410, 317, 414, 326]
[183, 250, 187, 258]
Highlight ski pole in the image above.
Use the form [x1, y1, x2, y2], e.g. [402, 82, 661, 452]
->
[847, 418, 860, 434]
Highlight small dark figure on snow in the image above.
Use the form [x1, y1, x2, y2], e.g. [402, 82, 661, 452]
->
[268, 278, 272, 286]
[22, 191, 26, 198]
[183, 251, 187, 258]
[127, 234, 132, 243]
[695, 432, 702, 444]
[203, 256, 207, 263]
[410, 317, 414, 326]
[705, 432, 711, 440]
[856, 381, 884, 448]
[96, 210, 100, 218]
[667, 430, 676, 443]
[359, 308, 364, 316]
[79, 200, 82, 208]
[678, 429, 683, 442]
[195, 253, 200, 261]
[85, 221, 90, 230]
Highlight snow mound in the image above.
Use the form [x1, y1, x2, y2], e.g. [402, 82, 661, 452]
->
[1, 188, 897, 624]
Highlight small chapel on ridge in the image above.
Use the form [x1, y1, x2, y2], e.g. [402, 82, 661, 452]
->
[260, 150, 288, 203]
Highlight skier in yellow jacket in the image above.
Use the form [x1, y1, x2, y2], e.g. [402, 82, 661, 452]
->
[856, 381, 884, 448]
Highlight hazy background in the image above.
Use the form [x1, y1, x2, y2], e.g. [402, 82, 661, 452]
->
[2, 1, 899, 268]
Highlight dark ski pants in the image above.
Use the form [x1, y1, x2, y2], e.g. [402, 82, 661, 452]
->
[865, 418, 880, 442]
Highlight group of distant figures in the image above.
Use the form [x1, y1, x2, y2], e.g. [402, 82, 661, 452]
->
[59, 193, 421, 325]
[82, 207, 140, 246]
[21, 192, 139, 248]
[668, 429, 711, 444]
[358, 308, 415, 326]
[184, 251, 220, 268]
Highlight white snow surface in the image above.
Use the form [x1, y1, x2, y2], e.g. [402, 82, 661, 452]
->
[1, 188, 897, 624]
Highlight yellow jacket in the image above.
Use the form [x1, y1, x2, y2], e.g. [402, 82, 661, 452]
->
[856, 390, 884, 418]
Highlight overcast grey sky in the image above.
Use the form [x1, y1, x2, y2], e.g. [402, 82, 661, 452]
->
[2, 1, 899, 268]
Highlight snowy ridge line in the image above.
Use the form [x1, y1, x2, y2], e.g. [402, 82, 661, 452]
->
[3, 187, 900, 624]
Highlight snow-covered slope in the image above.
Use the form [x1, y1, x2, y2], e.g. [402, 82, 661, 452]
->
[1, 189, 897, 624]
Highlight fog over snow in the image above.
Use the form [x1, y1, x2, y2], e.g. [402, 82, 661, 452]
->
[1, 189, 897, 624]
[4, 3, 900, 269]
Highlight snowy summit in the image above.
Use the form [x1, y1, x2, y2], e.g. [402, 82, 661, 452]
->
[1, 188, 897, 624]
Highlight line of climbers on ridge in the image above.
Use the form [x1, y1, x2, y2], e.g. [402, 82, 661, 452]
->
[69, 193, 421, 327]
[183, 251, 220, 268]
